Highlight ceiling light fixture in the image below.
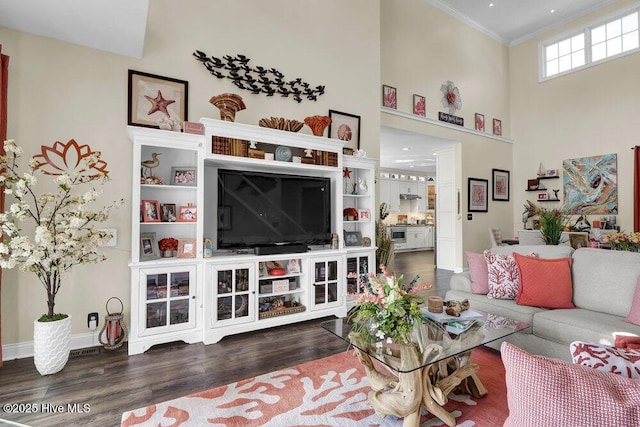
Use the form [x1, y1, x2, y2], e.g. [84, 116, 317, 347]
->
[402, 147, 410, 151]
[489, 3, 494, 7]
[550, 9, 555, 13]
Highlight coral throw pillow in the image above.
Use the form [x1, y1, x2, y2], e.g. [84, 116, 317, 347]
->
[484, 250, 519, 300]
[513, 253, 575, 309]
[625, 276, 640, 326]
[466, 251, 488, 294]
[501, 342, 640, 427]
[615, 335, 640, 350]
[571, 341, 640, 379]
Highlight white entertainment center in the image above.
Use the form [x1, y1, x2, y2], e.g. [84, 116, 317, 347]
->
[127, 119, 377, 355]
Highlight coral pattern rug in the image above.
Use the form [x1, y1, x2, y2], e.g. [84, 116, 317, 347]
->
[121, 347, 508, 426]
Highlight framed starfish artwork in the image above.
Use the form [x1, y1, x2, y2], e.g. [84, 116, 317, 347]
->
[128, 70, 189, 131]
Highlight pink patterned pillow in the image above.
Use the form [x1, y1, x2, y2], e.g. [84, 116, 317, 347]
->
[571, 341, 640, 379]
[484, 250, 519, 300]
[625, 276, 640, 326]
[466, 251, 488, 294]
[502, 342, 640, 427]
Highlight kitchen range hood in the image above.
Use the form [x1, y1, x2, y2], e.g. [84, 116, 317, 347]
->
[399, 193, 422, 200]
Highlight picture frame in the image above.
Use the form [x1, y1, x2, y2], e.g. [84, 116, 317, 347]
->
[161, 203, 177, 222]
[475, 113, 485, 132]
[569, 233, 589, 250]
[128, 69, 189, 131]
[546, 169, 559, 177]
[492, 169, 510, 201]
[328, 110, 360, 154]
[344, 231, 363, 247]
[141, 199, 161, 222]
[537, 193, 548, 201]
[413, 94, 426, 116]
[178, 205, 197, 222]
[468, 178, 488, 213]
[287, 258, 301, 274]
[358, 209, 371, 221]
[527, 179, 539, 190]
[171, 166, 197, 186]
[203, 238, 214, 258]
[140, 232, 159, 261]
[382, 85, 397, 109]
[177, 238, 197, 258]
[493, 118, 502, 136]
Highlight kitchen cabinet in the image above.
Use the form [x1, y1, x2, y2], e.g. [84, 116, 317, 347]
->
[406, 227, 427, 249]
[379, 179, 400, 211]
[425, 226, 434, 249]
[427, 184, 436, 210]
[416, 182, 427, 212]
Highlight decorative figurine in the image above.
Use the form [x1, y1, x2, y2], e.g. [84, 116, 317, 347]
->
[141, 152, 161, 177]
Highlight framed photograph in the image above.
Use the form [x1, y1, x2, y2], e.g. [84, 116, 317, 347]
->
[527, 179, 539, 190]
[382, 85, 397, 109]
[468, 178, 488, 213]
[358, 209, 371, 221]
[177, 238, 197, 258]
[141, 200, 161, 222]
[413, 94, 426, 116]
[128, 69, 188, 131]
[140, 232, 159, 261]
[328, 110, 360, 154]
[569, 233, 589, 250]
[475, 113, 485, 132]
[178, 205, 197, 222]
[537, 193, 548, 201]
[493, 118, 502, 136]
[344, 231, 363, 247]
[161, 203, 177, 222]
[171, 166, 197, 186]
[287, 258, 301, 274]
[546, 169, 559, 177]
[492, 169, 510, 201]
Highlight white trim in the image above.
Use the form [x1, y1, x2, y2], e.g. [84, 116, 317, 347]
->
[2, 331, 103, 362]
[381, 107, 513, 144]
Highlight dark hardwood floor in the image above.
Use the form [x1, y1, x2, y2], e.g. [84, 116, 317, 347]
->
[0, 250, 452, 427]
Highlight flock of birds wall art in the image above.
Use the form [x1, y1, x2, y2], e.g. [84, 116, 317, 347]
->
[193, 51, 325, 103]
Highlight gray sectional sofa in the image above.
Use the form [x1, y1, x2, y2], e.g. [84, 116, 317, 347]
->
[446, 246, 640, 362]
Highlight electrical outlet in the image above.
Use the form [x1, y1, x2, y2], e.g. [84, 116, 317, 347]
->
[88, 312, 99, 330]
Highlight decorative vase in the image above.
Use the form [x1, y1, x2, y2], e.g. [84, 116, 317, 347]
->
[33, 315, 72, 375]
[209, 93, 246, 122]
[304, 115, 332, 136]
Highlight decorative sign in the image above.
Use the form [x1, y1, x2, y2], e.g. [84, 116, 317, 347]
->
[438, 112, 464, 127]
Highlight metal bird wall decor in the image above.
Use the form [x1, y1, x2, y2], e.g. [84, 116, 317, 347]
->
[193, 51, 325, 103]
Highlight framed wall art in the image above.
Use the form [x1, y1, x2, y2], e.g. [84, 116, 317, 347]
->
[328, 110, 360, 154]
[171, 166, 197, 186]
[128, 69, 189, 131]
[493, 118, 502, 136]
[382, 85, 397, 109]
[468, 178, 488, 212]
[492, 169, 510, 201]
[413, 94, 426, 116]
[141, 199, 161, 222]
[475, 113, 485, 132]
[178, 205, 197, 222]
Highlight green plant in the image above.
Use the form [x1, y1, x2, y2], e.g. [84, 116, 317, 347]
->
[0, 139, 123, 320]
[375, 203, 392, 269]
[538, 208, 569, 245]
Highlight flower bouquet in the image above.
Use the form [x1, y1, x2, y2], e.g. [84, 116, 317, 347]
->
[603, 231, 640, 252]
[158, 237, 179, 257]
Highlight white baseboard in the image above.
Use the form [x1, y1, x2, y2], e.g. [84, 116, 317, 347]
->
[2, 331, 102, 362]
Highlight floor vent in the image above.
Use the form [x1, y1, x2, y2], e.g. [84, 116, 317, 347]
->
[69, 347, 101, 358]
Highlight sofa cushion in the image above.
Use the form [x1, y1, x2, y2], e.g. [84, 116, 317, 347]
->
[571, 341, 640, 379]
[491, 244, 572, 259]
[514, 253, 575, 309]
[572, 248, 640, 317]
[485, 251, 520, 300]
[532, 308, 640, 348]
[625, 276, 640, 326]
[616, 335, 640, 350]
[501, 342, 640, 427]
[465, 251, 489, 294]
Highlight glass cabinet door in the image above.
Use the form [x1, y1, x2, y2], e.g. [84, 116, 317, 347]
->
[141, 266, 196, 336]
[313, 258, 341, 309]
[346, 253, 371, 295]
[212, 264, 254, 326]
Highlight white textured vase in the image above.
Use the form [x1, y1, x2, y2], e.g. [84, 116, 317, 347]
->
[33, 315, 72, 375]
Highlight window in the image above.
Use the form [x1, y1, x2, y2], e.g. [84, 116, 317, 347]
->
[540, 6, 640, 80]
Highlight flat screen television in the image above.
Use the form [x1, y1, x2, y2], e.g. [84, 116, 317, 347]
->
[217, 169, 332, 250]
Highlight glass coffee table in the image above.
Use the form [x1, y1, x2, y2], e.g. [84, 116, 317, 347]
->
[321, 312, 528, 427]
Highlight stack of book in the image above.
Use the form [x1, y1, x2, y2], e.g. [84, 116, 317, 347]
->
[422, 308, 484, 334]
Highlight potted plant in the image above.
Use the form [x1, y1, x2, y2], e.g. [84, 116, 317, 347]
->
[523, 200, 569, 245]
[0, 139, 122, 375]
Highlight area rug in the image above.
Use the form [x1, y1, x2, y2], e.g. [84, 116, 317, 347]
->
[121, 347, 507, 426]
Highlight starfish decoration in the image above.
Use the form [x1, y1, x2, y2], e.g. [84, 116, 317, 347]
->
[343, 168, 352, 178]
[144, 90, 176, 118]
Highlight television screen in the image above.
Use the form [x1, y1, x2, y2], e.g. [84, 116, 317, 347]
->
[217, 169, 332, 250]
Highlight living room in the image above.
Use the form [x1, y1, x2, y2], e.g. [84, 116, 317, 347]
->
[1, 0, 640, 425]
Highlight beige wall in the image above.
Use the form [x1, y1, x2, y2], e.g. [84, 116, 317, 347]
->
[510, 0, 640, 235]
[0, 0, 381, 346]
[381, 0, 514, 257]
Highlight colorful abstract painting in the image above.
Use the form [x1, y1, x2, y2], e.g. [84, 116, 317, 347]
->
[562, 153, 617, 215]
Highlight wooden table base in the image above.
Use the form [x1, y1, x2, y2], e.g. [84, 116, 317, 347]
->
[352, 344, 487, 427]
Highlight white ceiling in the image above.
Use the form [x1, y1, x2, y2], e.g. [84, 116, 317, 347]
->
[0, 0, 625, 173]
